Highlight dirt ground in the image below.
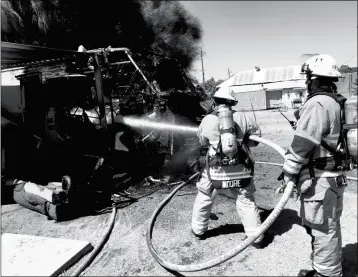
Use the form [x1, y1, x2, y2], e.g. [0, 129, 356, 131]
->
[1, 109, 357, 276]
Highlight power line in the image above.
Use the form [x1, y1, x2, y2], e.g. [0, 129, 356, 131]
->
[341, 55, 357, 65]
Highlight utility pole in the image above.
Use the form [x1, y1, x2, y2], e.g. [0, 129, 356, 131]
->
[200, 48, 205, 83]
[228, 68, 232, 78]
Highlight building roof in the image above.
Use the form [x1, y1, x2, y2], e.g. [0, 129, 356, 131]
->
[1, 42, 88, 70]
[230, 79, 307, 93]
[218, 65, 305, 88]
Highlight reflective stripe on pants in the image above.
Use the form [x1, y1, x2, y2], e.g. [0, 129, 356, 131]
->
[191, 173, 263, 243]
[299, 176, 345, 277]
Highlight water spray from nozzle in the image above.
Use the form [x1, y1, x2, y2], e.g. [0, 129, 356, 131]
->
[122, 116, 198, 134]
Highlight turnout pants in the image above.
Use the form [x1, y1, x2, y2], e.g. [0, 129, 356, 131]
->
[191, 171, 263, 243]
[13, 182, 68, 221]
[299, 176, 346, 277]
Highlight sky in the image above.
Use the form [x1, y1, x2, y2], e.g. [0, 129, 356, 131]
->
[180, 1, 357, 82]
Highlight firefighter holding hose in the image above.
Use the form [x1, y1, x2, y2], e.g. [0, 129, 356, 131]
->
[279, 54, 357, 277]
[191, 87, 265, 248]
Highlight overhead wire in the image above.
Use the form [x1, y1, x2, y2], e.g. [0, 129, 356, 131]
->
[341, 55, 357, 66]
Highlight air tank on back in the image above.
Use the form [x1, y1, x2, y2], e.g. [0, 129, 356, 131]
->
[344, 91, 357, 159]
[217, 105, 238, 159]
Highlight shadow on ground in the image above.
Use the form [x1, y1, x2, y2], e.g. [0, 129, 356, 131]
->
[205, 223, 246, 239]
[259, 208, 301, 248]
[162, 266, 186, 277]
[342, 243, 357, 277]
[203, 208, 301, 249]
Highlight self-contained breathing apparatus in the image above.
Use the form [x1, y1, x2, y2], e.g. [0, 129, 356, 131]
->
[217, 105, 238, 165]
[318, 91, 358, 171]
[205, 104, 254, 189]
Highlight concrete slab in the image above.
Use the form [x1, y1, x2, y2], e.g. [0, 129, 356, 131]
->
[1, 233, 93, 276]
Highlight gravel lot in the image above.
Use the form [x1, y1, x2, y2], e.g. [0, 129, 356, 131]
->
[2, 109, 357, 276]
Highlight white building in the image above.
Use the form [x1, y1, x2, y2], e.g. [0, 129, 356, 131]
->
[216, 65, 307, 110]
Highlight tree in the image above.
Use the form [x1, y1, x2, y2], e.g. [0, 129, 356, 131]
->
[1, 0, 61, 45]
[1, 1, 24, 42]
[338, 65, 358, 74]
[200, 77, 224, 96]
[216, 79, 224, 87]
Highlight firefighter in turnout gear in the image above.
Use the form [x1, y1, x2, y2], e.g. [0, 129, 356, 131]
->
[280, 54, 352, 277]
[191, 87, 264, 247]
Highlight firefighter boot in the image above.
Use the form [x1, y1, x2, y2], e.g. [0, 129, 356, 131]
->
[61, 175, 73, 203]
[298, 269, 328, 277]
[62, 175, 71, 194]
[191, 229, 207, 240]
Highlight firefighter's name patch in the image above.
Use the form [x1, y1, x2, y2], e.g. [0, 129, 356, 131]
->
[222, 179, 242, 188]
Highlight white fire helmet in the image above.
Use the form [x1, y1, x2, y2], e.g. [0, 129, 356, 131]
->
[213, 87, 237, 101]
[301, 54, 341, 78]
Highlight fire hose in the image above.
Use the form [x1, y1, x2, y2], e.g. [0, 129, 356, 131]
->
[255, 161, 358, 182]
[146, 135, 295, 272]
[72, 205, 117, 277]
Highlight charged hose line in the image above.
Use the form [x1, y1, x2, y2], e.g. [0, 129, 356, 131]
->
[72, 205, 117, 277]
[146, 135, 295, 272]
[255, 161, 358, 182]
[255, 161, 285, 167]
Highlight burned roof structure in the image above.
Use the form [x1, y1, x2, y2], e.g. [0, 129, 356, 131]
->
[1, 42, 88, 70]
[1, 42, 159, 128]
